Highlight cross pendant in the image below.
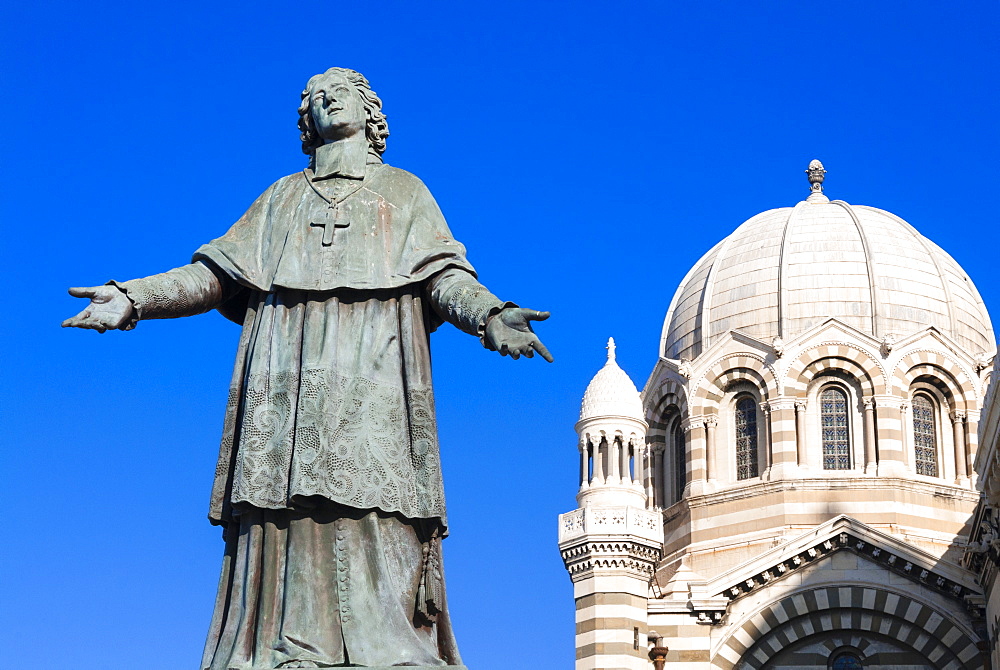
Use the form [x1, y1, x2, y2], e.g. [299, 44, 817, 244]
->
[311, 204, 350, 246]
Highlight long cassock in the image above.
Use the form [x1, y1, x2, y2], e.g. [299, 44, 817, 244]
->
[112, 149, 510, 669]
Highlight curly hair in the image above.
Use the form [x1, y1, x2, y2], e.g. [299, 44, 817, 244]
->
[297, 67, 390, 157]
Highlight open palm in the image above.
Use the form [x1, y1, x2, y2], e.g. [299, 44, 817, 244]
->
[62, 285, 133, 333]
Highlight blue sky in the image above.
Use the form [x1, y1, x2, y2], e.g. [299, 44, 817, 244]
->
[2, 2, 998, 668]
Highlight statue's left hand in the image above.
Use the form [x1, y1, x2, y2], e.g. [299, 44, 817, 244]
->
[62, 285, 134, 333]
[485, 308, 553, 362]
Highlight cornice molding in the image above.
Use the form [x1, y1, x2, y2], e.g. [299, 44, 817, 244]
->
[559, 537, 663, 582]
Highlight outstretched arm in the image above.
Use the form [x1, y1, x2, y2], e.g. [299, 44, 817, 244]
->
[427, 268, 553, 362]
[63, 261, 230, 333]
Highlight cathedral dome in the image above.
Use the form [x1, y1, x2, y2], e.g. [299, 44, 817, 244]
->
[661, 161, 994, 361]
[579, 338, 644, 421]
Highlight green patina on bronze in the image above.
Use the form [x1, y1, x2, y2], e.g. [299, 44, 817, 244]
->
[64, 66, 552, 670]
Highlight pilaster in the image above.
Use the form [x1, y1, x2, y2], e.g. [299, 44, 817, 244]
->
[863, 397, 878, 474]
[765, 397, 797, 479]
[794, 400, 807, 469]
[874, 394, 907, 477]
[952, 409, 969, 483]
[966, 409, 980, 488]
[684, 416, 709, 495]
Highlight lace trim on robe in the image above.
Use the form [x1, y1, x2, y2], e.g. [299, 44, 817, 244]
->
[108, 261, 226, 329]
[228, 368, 445, 521]
[427, 267, 515, 347]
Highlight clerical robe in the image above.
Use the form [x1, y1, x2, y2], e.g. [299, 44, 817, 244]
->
[115, 161, 503, 668]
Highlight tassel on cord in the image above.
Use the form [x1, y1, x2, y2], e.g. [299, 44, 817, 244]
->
[417, 528, 444, 622]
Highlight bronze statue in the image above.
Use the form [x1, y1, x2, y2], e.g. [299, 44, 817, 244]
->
[64, 67, 551, 670]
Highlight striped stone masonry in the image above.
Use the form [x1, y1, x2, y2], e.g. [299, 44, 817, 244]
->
[645, 604, 715, 667]
[683, 415, 709, 494]
[603, 181, 999, 669]
[970, 354, 1000, 670]
[618, 321, 991, 668]
[641, 322, 987, 502]
[559, 505, 663, 670]
[763, 397, 796, 476]
[575, 592, 650, 670]
[872, 393, 906, 474]
[646, 516, 989, 668]
[719, 585, 985, 670]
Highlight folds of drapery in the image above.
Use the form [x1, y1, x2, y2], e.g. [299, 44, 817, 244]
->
[104, 164, 509, 668]
[201, 503, 462, 669]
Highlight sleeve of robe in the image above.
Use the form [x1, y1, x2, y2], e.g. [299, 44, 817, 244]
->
[107, 261, 238, 329]
[426, 267, 517, 348]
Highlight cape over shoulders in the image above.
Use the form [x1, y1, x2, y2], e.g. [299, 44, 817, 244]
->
[193, 161, 473, 296]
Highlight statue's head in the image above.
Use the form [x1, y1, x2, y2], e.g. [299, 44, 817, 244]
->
[298, 67, 390, 157]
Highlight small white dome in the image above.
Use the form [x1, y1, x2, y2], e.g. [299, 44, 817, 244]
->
[580, 338, 644, 421]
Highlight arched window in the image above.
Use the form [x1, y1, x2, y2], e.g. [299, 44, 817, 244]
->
[735, 396, 758, 480]
[672, 421, 685, 501]
[821, 387, 851, 470]
[912, 394, 939, 477]
[830, 651, 863, 669]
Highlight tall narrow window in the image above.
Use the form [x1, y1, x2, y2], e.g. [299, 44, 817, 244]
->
[735, 397, 758, 480]
[672, 422, 685, 501]
[912, 395, 939, 477]
[821, 387, 851, 470]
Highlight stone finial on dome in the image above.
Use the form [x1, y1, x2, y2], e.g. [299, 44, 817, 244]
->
[579, 337, 644, 422]
[806, 159, 829, 203]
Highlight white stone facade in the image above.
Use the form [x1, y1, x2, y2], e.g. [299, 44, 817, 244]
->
[560, 165, 996, 669]
[560, 339, 662, 670]
[968, 353, 1000, 669]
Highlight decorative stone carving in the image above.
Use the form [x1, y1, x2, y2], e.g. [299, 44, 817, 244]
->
[718, 529, 976, 606]
[806, 159, 827, 192]
[559, 539, 663, 581]
[771, 336, 785, 358]
[975, 353, 992, 373]
[880, 333, 895, 357]
[558, 506, 663, 545]
[805, 159, 830, 203]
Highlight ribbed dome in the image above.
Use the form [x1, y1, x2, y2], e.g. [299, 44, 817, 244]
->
[580, 338, 644, 421]
[662, 165, 994, 361]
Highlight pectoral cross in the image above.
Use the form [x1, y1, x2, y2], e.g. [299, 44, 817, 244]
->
[311, 204, 349, 246]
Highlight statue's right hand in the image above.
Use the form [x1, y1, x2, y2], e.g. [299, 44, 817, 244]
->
[62, 285, 134, 333]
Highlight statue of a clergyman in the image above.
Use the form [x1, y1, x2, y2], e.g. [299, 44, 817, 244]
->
[64, 67, 552, 670]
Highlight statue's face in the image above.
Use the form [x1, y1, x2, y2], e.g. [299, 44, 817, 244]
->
[309, 73, 366, 143]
